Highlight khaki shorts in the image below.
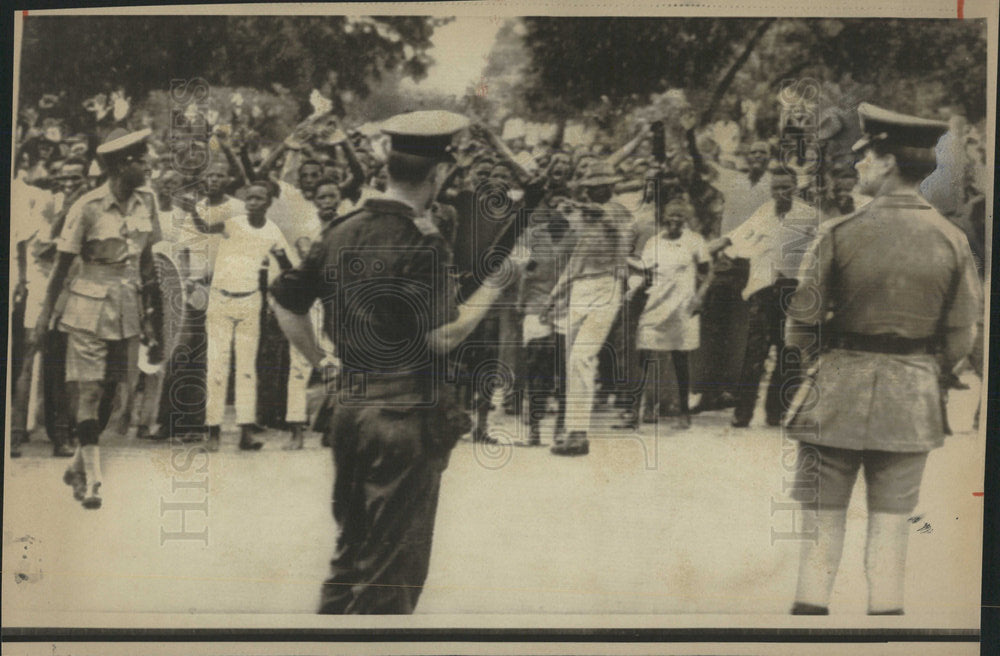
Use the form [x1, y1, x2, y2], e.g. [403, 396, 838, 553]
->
[63, 328, 135, 383]
[791, 442, 929, 514]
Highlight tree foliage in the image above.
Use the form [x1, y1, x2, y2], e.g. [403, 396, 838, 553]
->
[516, 17, 988, 124]
[19, 15, 443, 129]
[519, 18, 761, 116]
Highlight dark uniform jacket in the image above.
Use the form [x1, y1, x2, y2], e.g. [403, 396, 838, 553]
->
[270, 197, 459, 404]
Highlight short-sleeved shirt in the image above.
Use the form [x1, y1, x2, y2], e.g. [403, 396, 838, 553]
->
[266, 180, 324, 247]
[565, 200, 635, 282]
[714, 168, 772, 235]
[179, 195, 246, 280]
[211, 215, 294, 294]
[56, 183, 160, 339]
[637, 229, 706, 351]
[786, 191, 983, 452]
[727, 198, 817, 299]
[788, 192, 981, 339]
[269, 198, 459, 392]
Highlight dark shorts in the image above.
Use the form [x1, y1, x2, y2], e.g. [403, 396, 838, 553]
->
[791, 442, 929, 514]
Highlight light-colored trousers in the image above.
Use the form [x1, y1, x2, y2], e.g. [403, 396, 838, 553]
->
[286, 344, 310, 424]
[564, 275, 622, 434]
[205, 289, 261, 427]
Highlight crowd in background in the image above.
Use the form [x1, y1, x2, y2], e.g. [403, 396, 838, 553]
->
[10, 89, 989, 456]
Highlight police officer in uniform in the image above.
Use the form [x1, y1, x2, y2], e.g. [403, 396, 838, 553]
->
[35, 128, 164, 510]
[269, 111, 529, 614]
[784, 104, 981, 615]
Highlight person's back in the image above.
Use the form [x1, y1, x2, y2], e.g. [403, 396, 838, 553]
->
[821, 194, 976, 340]
[785, 102, 981, 617]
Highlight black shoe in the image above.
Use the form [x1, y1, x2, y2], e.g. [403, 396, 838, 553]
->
[611, 411, 637, 430]
[82, 481, 102, 509]
[283, 426, 305, 451]
[52, 444, 75, 458]
[731, 417, 750, 428]
[136, 426, 166, 440]
[63, 468, 86, 501]
[11, 429, 27, 457]
[238, 427, 263, 451]
[321, 432, 331, 447]
[868, 609, 904, 616]
[516, 425, 542, 447]
[472, 427, 498, 445]
[790, 602, 829, 615]
[206, 426, 220, 453]
[765, 416, 782, 427]
[550, 432, 589, 456]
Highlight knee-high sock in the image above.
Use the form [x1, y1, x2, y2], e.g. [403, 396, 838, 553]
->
[866, 512, 910, 613]
[81, 445, 102, 485]
[794, 507, 848, 608]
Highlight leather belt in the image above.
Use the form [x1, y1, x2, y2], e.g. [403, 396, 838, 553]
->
[828, 332, 937, 355]
[214, 288, 259, 299]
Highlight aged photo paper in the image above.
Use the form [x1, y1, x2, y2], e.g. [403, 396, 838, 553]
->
[3, 1, 995, 654]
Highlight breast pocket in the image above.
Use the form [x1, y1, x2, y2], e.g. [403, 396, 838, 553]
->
[58, 278, 109, 334]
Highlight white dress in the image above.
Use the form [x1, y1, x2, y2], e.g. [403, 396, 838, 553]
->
[636, 229, 706, 351]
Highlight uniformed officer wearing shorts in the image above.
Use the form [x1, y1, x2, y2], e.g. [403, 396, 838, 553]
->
[784, 104, 981, 615]
[269, 111, 529, 613]
[35, 128, 164, 509]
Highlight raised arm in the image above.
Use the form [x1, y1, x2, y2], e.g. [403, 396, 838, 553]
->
[426, 237, 531, 353]
[605, 121, 649, 169]
[338, 137, 366, 201]
[473, 123, 533, 183]
[214, 131, 248, 189]
[177, 195, 226, 234]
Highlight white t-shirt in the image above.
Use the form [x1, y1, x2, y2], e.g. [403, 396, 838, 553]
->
[266, 180, 323, 247]
[178, 195, 245, 280]
[211, 214, 295, 294]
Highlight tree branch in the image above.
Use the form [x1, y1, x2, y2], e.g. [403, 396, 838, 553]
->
[699, 18, 776, 127]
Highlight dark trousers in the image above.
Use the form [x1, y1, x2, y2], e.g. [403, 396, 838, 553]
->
[524, 333, 561, 435]
[734, 280, 797, 424]
[157, 305, 207, 437]
[638, 349, 690, 418]
[256, 305, 290, 429]
[11, 330, 77, 447]
[319, 402, 448, 614]
[549, 333, 568, 436]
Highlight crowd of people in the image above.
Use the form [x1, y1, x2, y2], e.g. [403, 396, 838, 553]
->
[8, 84, 988, 618]
[10, 91, 988, 468]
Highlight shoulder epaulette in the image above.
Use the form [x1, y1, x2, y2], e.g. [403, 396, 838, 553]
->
[74, 186, 108, 208]
[819, 203, 869, 235]
[411, 215, 442, 237]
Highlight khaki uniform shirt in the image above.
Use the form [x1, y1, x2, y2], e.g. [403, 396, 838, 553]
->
[786, 191, 981, 451]
[56, 184, 161, 340]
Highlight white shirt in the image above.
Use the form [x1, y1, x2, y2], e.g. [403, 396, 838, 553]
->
[266, 180, 323, 247]
[714, 167, 773, 235]
[211, 214, 295, 294]
[726, 199, 817, 300]
[178, 196, 245, 280]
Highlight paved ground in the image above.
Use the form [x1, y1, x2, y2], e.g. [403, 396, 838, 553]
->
[3, 376, 985, 624]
